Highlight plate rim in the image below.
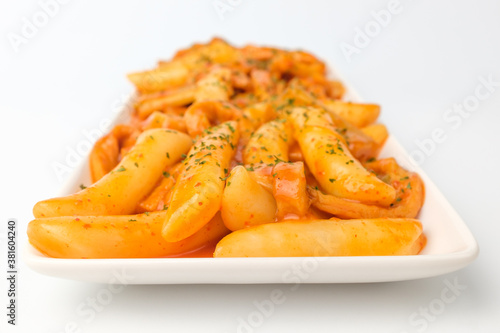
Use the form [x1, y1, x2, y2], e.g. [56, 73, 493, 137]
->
[23, 241, 479, 284]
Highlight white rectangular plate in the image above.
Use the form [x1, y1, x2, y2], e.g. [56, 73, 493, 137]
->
[24, 67, 479, 284]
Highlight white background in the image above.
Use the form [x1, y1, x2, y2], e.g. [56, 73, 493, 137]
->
[1, 0, 500, 332]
